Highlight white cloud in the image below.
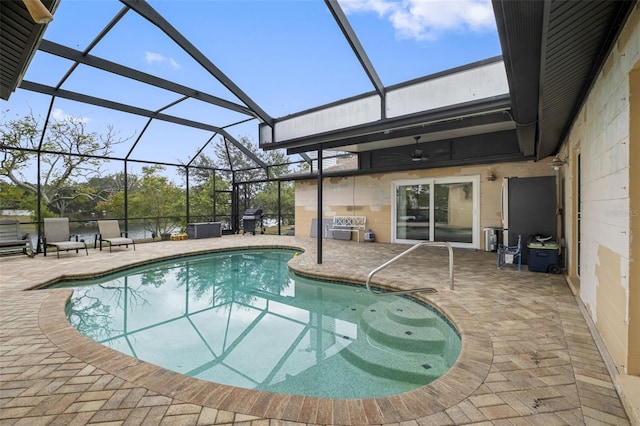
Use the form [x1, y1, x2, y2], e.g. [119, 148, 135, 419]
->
[340, 0, 496, 41]
[51, 108, 90, 123]
[144, 51, 181, 70]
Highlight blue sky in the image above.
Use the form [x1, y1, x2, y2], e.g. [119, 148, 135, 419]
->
[2, 0, 501, 175]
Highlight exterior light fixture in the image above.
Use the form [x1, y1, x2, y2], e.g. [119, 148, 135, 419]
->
[487, 170, 497, 181]
[21, 0, 53, 24]
[551, 153, 568, 171]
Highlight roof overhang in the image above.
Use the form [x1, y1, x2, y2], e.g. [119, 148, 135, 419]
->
[493, 0, 637, 160]
[260, 0, 638, 168]
[0, 0, 60, 101]
[259, 57, 511, 156]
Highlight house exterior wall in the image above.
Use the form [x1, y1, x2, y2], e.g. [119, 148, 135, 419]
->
[560, 3, 639, 372]
[559, 5, 639, 422]
[294, 158, 554, 246]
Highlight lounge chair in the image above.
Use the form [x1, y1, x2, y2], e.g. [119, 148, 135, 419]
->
[43, 217, 88, 257]
[97, 220, 135, 252]
[0, 219, 35, 257]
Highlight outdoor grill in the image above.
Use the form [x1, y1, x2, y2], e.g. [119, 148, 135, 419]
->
[242, 208, 264, 235]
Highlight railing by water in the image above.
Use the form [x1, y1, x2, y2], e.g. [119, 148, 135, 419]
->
[365, 241, 454, 296]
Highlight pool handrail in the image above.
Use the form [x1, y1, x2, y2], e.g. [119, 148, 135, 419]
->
[365, 241, 454, 295]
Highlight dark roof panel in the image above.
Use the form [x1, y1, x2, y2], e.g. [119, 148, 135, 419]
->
[0, 0, 58, 100]
[493, 0, 636, 160]
[537, 0, 635, 158]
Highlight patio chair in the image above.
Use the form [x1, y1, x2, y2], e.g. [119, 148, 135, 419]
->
[497, 234, 522, 271]
[0, 219, 35, 257]
[43, 217, 88, 258]
[97, 220, 135, 252]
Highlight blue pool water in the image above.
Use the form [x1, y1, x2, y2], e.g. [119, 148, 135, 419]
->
[50, 249, 461, 399]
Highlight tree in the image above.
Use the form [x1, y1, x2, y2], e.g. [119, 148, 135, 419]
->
[0, 111, 127, 217]
[178, 136, 295, 231]
[254, 181, 295, 226]
[212, 135, 290, 182]
[187, 171, 232, 222]
[0, 181, 38, 217]
[99, 166, 185, 237]
[212, 136, 291, 213]
[82, 172, 141, 220]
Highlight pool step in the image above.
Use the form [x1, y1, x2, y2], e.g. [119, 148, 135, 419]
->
[359, 301, 446, 353]
[339, 336, 448, 384]
[338, 299, 451, 384]
[385, 299, 440, 327]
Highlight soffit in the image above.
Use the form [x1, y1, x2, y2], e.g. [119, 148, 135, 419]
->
[494, 0, 637, 160]
[0, 0, 59, 100]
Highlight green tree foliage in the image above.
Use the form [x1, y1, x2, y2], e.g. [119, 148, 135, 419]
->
[81, 173, 140, 218]
[188, 172, 231, 222]
[254, 181, 295, 225]
[99, 166, 185, 236]
[184, 136, 294, 227]
[0, 111, 126, 217]
[0, 180, 37, 216]
[210, 136, 294, 224]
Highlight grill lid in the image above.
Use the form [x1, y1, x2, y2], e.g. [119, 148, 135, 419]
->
[243, 208, 262, 216]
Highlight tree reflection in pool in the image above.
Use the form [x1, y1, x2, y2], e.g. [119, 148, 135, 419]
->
[51, 249, 460, 399]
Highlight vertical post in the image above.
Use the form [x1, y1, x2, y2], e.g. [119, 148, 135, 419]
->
[124, 160, 129, 234]
[317, 148, 323, 264]
[231, 172, 238, 233]
[277, 180, 282, 235]
[36, 152, 42, 253]
[36, 98, 54, 253]
[212, 169, 216, 221]
[185, 166, 190, 224]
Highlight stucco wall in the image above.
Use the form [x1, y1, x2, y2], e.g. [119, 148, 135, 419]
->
[294, 159, 555, 246]
[560, 5, 639, 376]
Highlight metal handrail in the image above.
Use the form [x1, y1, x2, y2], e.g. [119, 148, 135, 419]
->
[365, 241, 454, 296]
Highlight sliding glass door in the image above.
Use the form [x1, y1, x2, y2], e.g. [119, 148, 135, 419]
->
[395, 184, 430, 241]
[393, 176, 479, 249]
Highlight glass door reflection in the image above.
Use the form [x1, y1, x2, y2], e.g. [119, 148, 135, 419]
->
[434, 182, 473, 243]
[395, 184, 430, 241]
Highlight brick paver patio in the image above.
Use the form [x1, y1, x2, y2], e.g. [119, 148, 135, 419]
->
[0, 235, 630, 425]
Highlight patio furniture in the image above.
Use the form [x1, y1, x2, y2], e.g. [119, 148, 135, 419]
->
[324, 216, 367, 242]
[497, 234, 522, 270]
[0, 219, 35, 257]
[97, 220, 135, 252]
[43, 217, 88, 258]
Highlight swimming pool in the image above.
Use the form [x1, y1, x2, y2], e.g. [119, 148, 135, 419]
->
[50, 248, 461, 399]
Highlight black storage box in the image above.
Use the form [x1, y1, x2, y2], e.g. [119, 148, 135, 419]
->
[527, 241, 559, 272]
[186, 222, 222, 239]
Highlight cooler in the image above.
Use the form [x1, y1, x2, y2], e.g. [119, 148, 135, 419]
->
[527, 240, 559, 273]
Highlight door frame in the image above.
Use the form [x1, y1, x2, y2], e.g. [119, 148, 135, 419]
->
[391, 175, 480, 249]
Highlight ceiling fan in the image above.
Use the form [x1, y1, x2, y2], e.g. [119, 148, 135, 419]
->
[408, 135, 427, 162]
[381, 136, 444, 162]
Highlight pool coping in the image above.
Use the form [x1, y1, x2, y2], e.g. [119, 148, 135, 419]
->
[35, 244, 493, 425]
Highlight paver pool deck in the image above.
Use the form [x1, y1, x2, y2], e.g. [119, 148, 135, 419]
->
[0, 235, 631, 425]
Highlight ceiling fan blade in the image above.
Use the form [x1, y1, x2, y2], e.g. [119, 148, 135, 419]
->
[380, 153, 409, 159]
